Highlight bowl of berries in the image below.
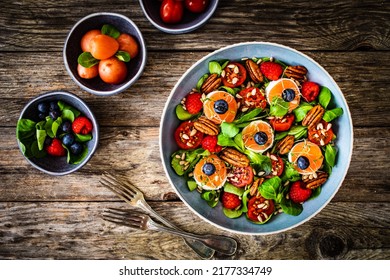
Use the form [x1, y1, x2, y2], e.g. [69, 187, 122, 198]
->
[160, 42, 353, 234]
[64, 12, 147, 96]
[16, 91, 99, 175]
[139, 0, 219, 34]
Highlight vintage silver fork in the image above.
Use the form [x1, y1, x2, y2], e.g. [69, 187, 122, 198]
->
[103, 208, 238, 256]
[100, 172, 217, 259]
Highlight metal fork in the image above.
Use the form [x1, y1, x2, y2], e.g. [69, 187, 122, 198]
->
[100, 172, 218, 258]
[102, 208, 238, 256]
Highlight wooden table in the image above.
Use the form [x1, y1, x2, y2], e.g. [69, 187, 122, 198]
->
[1, 0, 389, 260]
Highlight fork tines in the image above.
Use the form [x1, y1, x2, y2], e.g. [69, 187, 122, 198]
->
[102, 208, 146, 230]
[100, 172, 138, 203]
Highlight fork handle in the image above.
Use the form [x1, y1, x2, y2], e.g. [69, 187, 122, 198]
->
[137, 200, 215, 259]
[148, 219, 238, 256]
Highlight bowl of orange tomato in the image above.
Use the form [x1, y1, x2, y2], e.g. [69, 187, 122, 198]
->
[64, 12, 147, 96]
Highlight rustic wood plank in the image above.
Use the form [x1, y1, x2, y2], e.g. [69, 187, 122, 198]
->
[0, 201, 388, 259]
[1, 51, 390, 127]
[1, 126, 389, 202]
[0, 0, 389, 52]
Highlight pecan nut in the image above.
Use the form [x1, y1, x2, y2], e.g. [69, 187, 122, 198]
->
[302, 105, 325, 129]
[302, 172, 328, 189]
[276, 135, 295, 155]
[201, 73, 222, 94]
[245, 59, 264, 83]
[193, 117, 220, 136]
[250, 178, 264, 196]
[284, 65, 308, 82]
[220, 148, 250, 167]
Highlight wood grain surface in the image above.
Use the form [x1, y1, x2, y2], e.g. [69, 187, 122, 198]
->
[0, 0, 389, 260]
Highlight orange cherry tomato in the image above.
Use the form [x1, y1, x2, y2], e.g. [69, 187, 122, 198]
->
[77, 63, 99, 79]
[89, 34, 119, 60]
[80, 29, 101, 52]
[117, 33, 139, 59]
[98, 57, 127, 84]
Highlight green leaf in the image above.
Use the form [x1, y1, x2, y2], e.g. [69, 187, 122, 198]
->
[310, 187, 322, 200]
[201, 191, 219, 207]
[16, 119, 36, 140]
[115, 51, 131, 62]
[325, 144, 337, 168]
[51, 117, 62, 137]
[293, 102, 313, 122]
[220, 60, 230, 70]
[175, 104, 193, 121]
[245, 150, 272, 174]
[65, 144, 89, 164]
[270, 97, 289, 117]
[234, 108, 263, 124]
[187, 180, 198, 192]
[233, 133, 245, 152]
[241, 189, 251, 213]
[281, 161, 301, 182]
[217, 134, 241, 150]
[78, 52, 99, 68]
[196, 74, 209, 91]
[57, 101, 80, 118]
[275, 131, 288, 141]
[224, 183, 245, 196]
[323, 108, 343, 122]
[219, 86, 235, 95]
[44, 118, 54, 138]
[101, 24, 120, 39]
[30, 141, 46, 159]
[75, 133, 92, 142]
[288, 125, 307, 140]
[36, 129, 47, 151]
[62, 109, 75, 122]
[208, 61, 222, 75]
[221, 122, 239, 138]
[259, 176, 282, 201]
[223, 208, 243, 218]
[280, 197, 303, 216]
[318, 87, 332, 109]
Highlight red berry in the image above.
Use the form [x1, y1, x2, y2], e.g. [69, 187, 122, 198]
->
[201, 135, 222, 153]
[45, 138, 66, 157]
[260, 61, 283, 80]
[72, 116, 93, 135]
[301, 81, 320, 102]
[184, 92, 203, 114]
[222, 192, 241, 209]
[289, 181, 312, 203]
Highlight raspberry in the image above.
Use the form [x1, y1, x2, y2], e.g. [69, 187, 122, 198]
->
[45, 138, 66, 157]
[184, 92, 203, 114]
[222, 192, 242, 209]
[201, 135, 222, 153]
[289, 181, 312, 203]
[301, 81, 320, 102]
[72, 116, 93, 135]
[260, 61, 283, 81]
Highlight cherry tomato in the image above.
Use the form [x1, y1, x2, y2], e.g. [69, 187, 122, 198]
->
[80, 29, 101, 52]
[308, 120, 334, 146]
[269, 113, 295, 131]
[185, 0, 209, 13]
[98, 57, 127, 84]
[247, 195, 275, 223]
[174, 121, 204, 150]
[160, 0, 184, 24]
[266, 154, 284, 178]
[89, 34, 119, 60]
[117, 33, 139, 59]
[77, 63, 99, 79]
[227, 166, 254, 187]
[222, 62, 247, 88]
[238, 87, 267, 111]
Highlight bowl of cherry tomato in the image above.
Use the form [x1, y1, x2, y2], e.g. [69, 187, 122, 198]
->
[139, 0, 219, 34]
[64, 12, 147, 96]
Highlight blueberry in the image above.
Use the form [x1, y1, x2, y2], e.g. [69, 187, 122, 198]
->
[61, 120, 72, 133]
[70, 142, 83, 155]
[297, 156, 310, 170]
[202, 163, 216, 176]
[62, 133, 75, 146]
[254, 131, 268, 145]
[49, 101, 59, 112]
[49, 110, 61, 120]
[214, 100, 228, 114]
[282, 88, 295, 102]
[37, 102, 49, 113]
